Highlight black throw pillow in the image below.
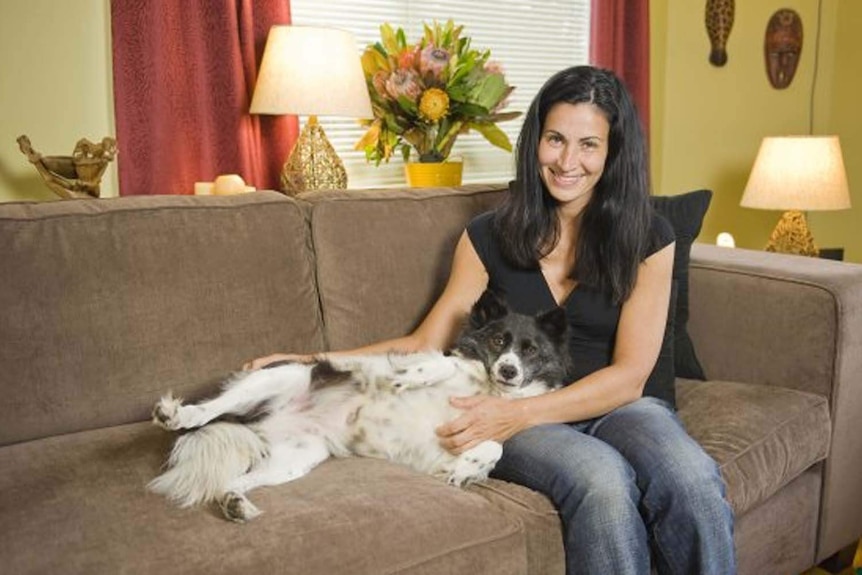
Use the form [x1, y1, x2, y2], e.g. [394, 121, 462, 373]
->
[651, 189, 712, 381]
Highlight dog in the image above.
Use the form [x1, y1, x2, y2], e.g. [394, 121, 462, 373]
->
[148, 290, 571, 522]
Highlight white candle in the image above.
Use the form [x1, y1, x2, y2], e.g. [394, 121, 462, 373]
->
[213, 174, 246, 195]
[194, 182, 214, 195]
[716, 232, 736, 248]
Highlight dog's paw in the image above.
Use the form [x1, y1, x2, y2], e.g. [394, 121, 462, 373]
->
[152, 394, 206, 431]
[391, 361, 457, 392]
[152, 393, 183, 430]
[446, 441, 503, 487]
[219, 491, 262, 523]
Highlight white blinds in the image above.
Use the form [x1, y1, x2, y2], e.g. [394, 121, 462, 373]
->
[290, 1, 591, 188]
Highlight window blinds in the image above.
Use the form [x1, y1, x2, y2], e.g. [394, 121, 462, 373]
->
[290, 1, 590, 188]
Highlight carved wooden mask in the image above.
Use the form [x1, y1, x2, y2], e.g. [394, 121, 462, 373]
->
[765, 9, 803, 89]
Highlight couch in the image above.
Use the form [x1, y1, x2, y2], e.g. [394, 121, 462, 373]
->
[1, 184, 860, 575]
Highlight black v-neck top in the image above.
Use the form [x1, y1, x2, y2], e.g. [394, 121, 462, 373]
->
[467, 210, 674, 396]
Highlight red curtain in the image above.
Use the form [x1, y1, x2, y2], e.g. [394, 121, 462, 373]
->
[590, 0, 650, 139]
[111, 0, 298, 196]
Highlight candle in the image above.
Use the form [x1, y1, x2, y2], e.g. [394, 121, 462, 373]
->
[716, 232, 736, 248]
[213, 174, 246, 195]
[194, 182, 214, 195]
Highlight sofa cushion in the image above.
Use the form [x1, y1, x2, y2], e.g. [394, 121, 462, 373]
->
[676, 379, 830, 515]
[300, 185, 505, 351]
[651, 189, 712, 380]
[0, 422, 535, 575]
[471, 480, 564, 575]
[0, 192, 324, 446]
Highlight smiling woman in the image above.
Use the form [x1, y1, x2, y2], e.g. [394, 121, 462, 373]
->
[538, 102, 609, 211]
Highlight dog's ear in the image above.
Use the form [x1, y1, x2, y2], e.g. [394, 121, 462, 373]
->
[470, 289, 509, 328]
[536, 306, 567, 343]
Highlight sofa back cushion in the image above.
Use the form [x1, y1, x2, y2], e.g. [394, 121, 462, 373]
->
[301, 185, 505, 351]
[0, 192, 324, 446]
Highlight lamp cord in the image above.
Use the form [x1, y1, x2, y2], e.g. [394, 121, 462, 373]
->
[809, 0, 823, 135]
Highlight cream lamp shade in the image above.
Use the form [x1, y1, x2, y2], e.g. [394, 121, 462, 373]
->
[740, 136, 851, 256]
[250, 26, 373, 194]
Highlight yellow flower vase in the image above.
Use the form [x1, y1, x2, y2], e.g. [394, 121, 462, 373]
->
[405, 161, 463, 188]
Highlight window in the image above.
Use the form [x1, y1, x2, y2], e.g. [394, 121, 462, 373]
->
[291, 1, 590, 188]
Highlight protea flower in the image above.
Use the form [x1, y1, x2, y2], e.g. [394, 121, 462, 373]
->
[418, 88, 450, 122]
[398, 47, 419, 71]
[419, 45, 449, 79]
[372, 71, 390, 99]
[385, 69, 422, 102]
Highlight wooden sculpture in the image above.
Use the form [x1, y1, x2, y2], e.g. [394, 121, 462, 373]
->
[765, 9, 803, 89]
[705, 0, 735, 66]
[17, 135, 117, 199]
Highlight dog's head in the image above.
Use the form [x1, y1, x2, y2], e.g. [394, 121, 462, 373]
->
[451, 290, 571, 396]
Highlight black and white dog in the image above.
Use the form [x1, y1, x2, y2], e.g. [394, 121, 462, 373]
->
[149, 290, 571, 522]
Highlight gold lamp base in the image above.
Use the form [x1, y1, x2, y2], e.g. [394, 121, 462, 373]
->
[765, 210, 819, 257]
[280, 116, 347, 194]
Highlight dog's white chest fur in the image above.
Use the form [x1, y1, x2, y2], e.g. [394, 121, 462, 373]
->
[334, 354, 486, 475]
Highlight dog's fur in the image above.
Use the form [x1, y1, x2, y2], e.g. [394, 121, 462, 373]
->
[149, 290, 571, 522]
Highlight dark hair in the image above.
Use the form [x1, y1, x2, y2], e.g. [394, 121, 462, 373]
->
[493, 65, 652, 304]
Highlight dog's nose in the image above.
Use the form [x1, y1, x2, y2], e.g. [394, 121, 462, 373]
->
[499, 364, 518, 381]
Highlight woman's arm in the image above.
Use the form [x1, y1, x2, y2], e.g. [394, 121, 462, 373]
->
[437, 242, 675, 452]
[245, 231, 488, 369]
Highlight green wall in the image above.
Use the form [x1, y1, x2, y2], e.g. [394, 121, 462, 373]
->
[652, 0, 861, 263]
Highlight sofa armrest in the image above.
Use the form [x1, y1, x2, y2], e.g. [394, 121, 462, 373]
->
[688, 243, 862, 559]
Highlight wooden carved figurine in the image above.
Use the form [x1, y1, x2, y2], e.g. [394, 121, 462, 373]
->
[765, 9, 803, 89]
[705, 0, 735, 66]
[17, 135, 117, 199]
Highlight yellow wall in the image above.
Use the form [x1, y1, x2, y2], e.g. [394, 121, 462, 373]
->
[811, 0, 862, 261]
[652, 0, 861, 263]
[0, 0, 116, 201]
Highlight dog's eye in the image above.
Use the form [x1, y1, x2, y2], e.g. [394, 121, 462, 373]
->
[491, 334, 506, 350]
[522, 343, 537, 357]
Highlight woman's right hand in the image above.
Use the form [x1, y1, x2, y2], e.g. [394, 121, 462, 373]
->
[242, 353, 316, 371]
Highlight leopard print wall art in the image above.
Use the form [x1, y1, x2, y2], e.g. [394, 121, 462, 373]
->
[705, 0, 735, 67]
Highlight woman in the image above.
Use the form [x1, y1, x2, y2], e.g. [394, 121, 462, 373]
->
[248, 66, 735, 574]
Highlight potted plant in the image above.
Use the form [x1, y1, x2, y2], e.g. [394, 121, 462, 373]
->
[355, 20, 521, 186]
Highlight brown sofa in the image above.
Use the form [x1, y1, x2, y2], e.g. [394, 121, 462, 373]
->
[1, 185, 860, 575]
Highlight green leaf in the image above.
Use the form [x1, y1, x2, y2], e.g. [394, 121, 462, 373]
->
[424, 23, 434, 45]
[452, 102, 490, 117]
[396, 95, 418, 115]
[469, 74, 507, 110]
[383, 112, 401, 133]
[449, 53, 477, 87]
[362, 47, 390, 75]
[469, 121, 513, 152]
[487, 111, 522, 123]
[380, 23, 399, 55]
[436, 120, 463, 152]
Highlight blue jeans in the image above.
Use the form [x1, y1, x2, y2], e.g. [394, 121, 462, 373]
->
[490, 397, 736, 575]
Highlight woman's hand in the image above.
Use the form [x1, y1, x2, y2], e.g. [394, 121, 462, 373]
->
[242, 353, 316, 371]
[436, 395, 528, 454]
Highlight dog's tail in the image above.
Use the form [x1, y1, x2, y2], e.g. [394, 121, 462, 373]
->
[148, 422, 268, 507]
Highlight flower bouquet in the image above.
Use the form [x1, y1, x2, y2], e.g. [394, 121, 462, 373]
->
[355, 20, 521, 166]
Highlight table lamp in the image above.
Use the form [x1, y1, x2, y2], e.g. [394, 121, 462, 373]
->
[740, 136, 851, 256]
[250, 26, 372, 194]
